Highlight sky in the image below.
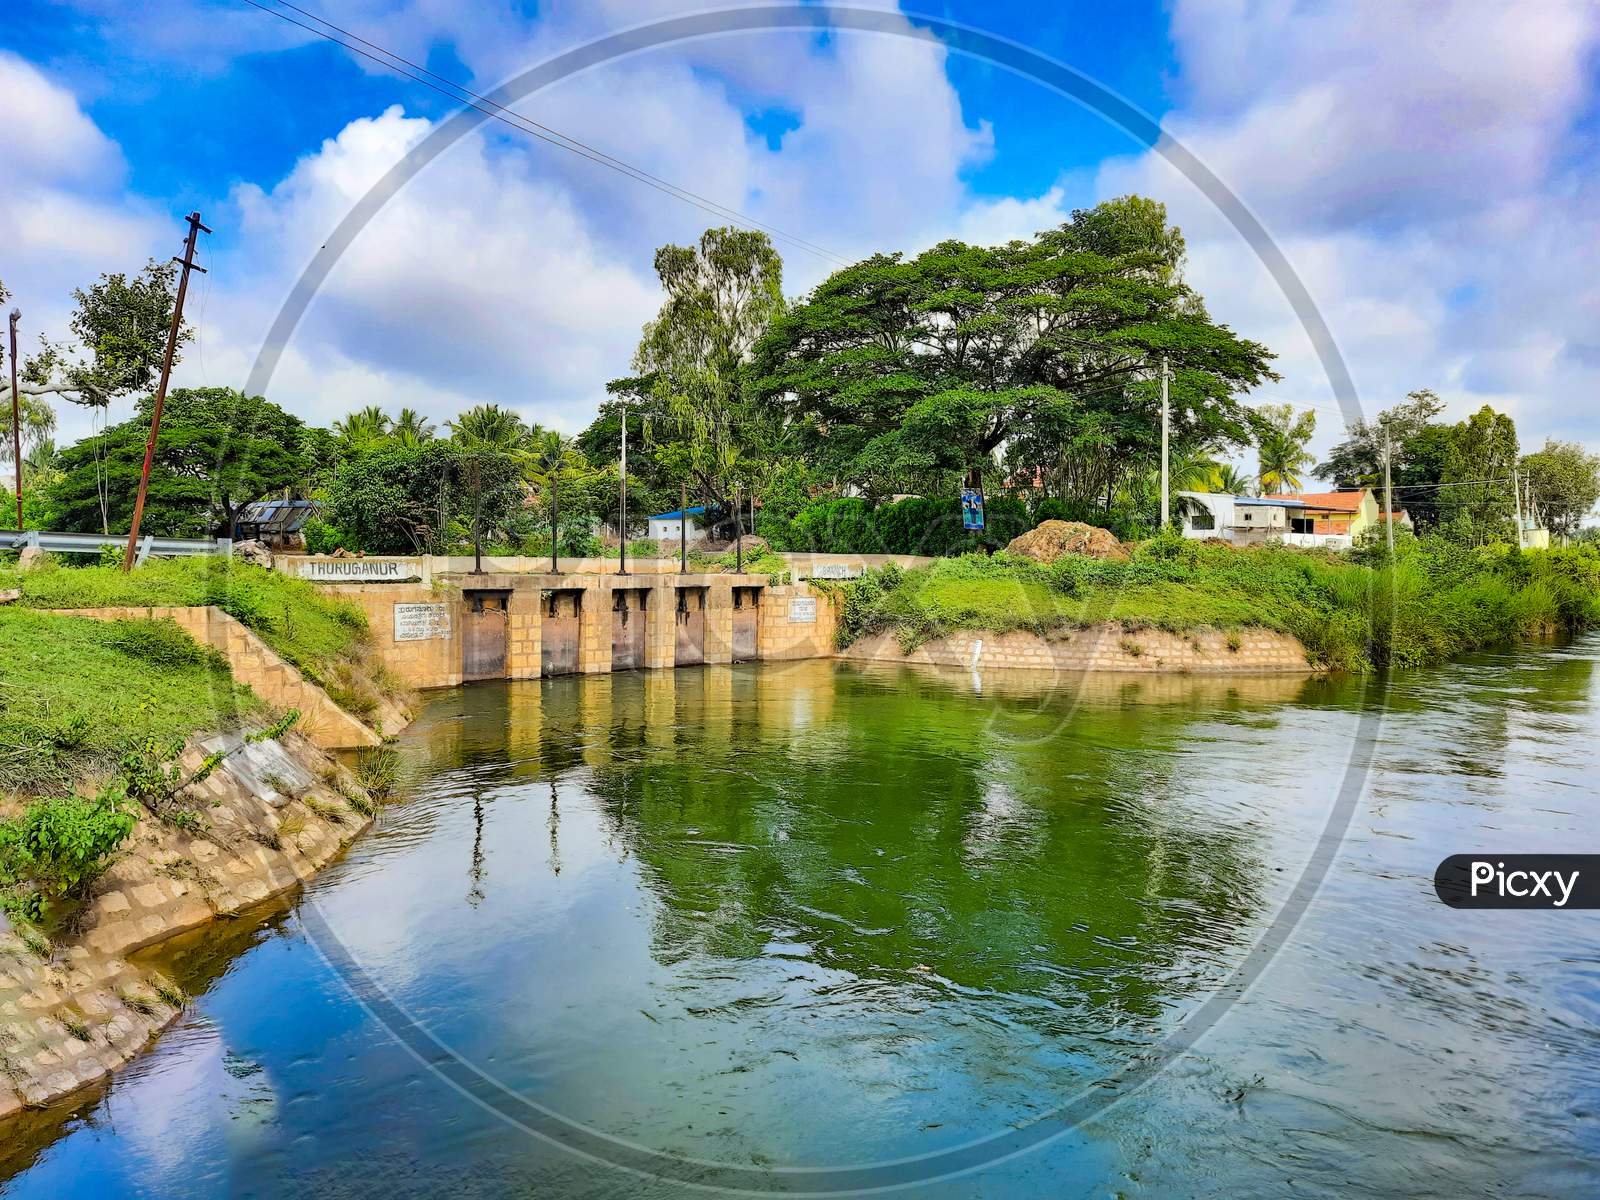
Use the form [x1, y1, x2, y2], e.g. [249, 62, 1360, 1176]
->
[2, 0, 1598, 487]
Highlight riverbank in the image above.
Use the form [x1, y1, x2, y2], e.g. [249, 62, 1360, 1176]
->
[843, 624, 1312, 672]
[827, 537, 1600, 670]
[0, 726, 376, 1119]
[0, 589, 394, 1118]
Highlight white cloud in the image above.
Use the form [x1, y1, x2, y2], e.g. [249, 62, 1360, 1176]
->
[1077, 0, 1600, 471]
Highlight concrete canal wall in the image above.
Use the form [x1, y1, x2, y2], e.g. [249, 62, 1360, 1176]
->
[843, 625, 1313, 673]
[0, 733, 373, 1121]
[43, 606, 400, 748]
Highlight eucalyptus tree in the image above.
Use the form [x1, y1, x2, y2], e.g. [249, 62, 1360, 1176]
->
[629, 226, 786, 515]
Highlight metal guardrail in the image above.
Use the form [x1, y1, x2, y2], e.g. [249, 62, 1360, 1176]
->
[0, 530, 233, 565]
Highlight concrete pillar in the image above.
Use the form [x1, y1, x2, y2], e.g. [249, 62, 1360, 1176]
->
[643, 578, 676, 670]
[506, 587, 542, 680]
[577, 582, 610, 674]
[703, 579, 734, 665]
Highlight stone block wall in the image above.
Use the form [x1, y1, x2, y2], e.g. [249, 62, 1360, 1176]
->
[506, 589, 542, 680]
[320, 584, 462, 691]
[843, 624, 1313, 673]
[49, 607, 383, 749]
[703, 585, 734, 665]
[0, 732, 372, 1120]
[759, 584, 840, 660]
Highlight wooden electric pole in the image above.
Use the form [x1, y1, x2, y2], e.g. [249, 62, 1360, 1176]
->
[1159, 355, 1171, 530]
[124, 210, 209, 571]
[7, 308, 20, 530]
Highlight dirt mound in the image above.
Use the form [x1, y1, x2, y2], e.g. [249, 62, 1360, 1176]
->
[1006, 520, 1129, 563]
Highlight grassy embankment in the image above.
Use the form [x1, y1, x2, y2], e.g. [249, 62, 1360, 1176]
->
[830, 535, 1600, 670]
[0, 557, 396, 796]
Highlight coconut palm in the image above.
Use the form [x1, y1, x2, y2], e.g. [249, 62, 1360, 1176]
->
[448, 403, 526, 452]
[523, 430, 589, 572]
[1212, 463, 1255, 496]
[1255, 404, 1317, 494]
[391, 407, 436, 449]
[332, 405, 391, 457]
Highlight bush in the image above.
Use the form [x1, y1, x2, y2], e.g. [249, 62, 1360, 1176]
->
[781, 493, 1032, 557]
[101, 618, 220, 669]
[0, 787, 137, 921]
[301, 517, 348, 555]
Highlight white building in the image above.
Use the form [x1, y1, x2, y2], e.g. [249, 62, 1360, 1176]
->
[1177, 492, 1353, 550]
[646, 506, 709, 544]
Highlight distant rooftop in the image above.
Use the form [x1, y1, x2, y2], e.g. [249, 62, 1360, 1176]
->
[649, 506, 707, 520]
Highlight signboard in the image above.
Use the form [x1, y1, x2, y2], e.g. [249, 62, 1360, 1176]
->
[299, 557, 424, 583]
[960, 488, 985, 531]
[809, 562, 863, 580]
[394, 602, 451, 642]
[787, 597, 818, 624]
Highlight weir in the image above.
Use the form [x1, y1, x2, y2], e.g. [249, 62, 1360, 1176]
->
[303, 566, 839, 690]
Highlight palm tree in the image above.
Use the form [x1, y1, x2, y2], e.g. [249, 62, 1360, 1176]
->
[332, 405, 391, 457]
[523, 430, 588, 572]
[1255, 404, 1317, 494]
[391, 407, 435, 449]
[1212, 463, 1255, 496]
[448, 403, 526, 452]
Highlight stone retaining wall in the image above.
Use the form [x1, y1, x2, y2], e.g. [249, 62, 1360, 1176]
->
[843, 624, 1314, 673]
[0, 732, 373, 1121]
[49, 606, 392, 748]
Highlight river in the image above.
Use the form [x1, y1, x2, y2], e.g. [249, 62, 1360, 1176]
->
[3, 644, 1598, 1197]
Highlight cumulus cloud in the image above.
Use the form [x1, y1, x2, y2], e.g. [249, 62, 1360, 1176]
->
[1078, 0, 1600, 468]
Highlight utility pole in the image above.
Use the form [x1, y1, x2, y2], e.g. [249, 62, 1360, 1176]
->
[1383, 437, 1395, 557]
[1512, 465, 1525, 550]
[124, 210, 208, 572]
[733, 485, 744, 574]
[617, 404, 628, 576]
[7, 308, 20, 530]
[679, 482, 688, 574]
[1159, 355, 1171, 530]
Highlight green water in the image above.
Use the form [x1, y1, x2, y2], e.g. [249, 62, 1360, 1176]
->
[4, 650, 1599, 1196]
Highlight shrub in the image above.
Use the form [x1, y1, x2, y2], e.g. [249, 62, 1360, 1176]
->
[301, 517, 348, 556]
[0, 786, 137, 921]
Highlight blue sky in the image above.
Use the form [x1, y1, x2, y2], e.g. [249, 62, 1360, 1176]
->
[3, 1, 1598, 480]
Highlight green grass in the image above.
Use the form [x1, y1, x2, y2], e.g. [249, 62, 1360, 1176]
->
[833, 536, 1600, 670]
[0, 557, 399, 717]
[0, 608, 262, 797]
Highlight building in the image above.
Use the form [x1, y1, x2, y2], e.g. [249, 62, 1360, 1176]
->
[1178, 492, 1340, 545]
[1264, 489, 1381, 539]
[235, 498, 321, 548]
[646, 506, 709, 544]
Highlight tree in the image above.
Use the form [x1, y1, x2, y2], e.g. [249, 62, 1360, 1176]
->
[753, 197, 1276, 505]
[448, 403, 527, 451]
[1212, 463, 1254, 496]
[1317, 389, 1445, 490]
[332, 406, 392, 457]
[48, 388, 310, 536]
[522, 430, 592, 568]
[0, 393, 58, 469]
[391, 408, 436, 449]
[1, 261, 187, 411]
[1438, 405, 1519, 543]
[1520, 439, 1600, 540]
[1254, 404, 1316, 493]
[630, 226, 786, 516]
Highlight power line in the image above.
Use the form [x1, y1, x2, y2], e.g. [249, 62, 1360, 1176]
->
[238, 0, 854, 268]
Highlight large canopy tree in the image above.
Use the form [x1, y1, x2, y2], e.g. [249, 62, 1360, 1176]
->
[750, 197, 1276, 504]
[48, 388, 310, 536]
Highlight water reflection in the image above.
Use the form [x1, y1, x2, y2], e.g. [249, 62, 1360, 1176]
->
[4, 649, 1598, 1199]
